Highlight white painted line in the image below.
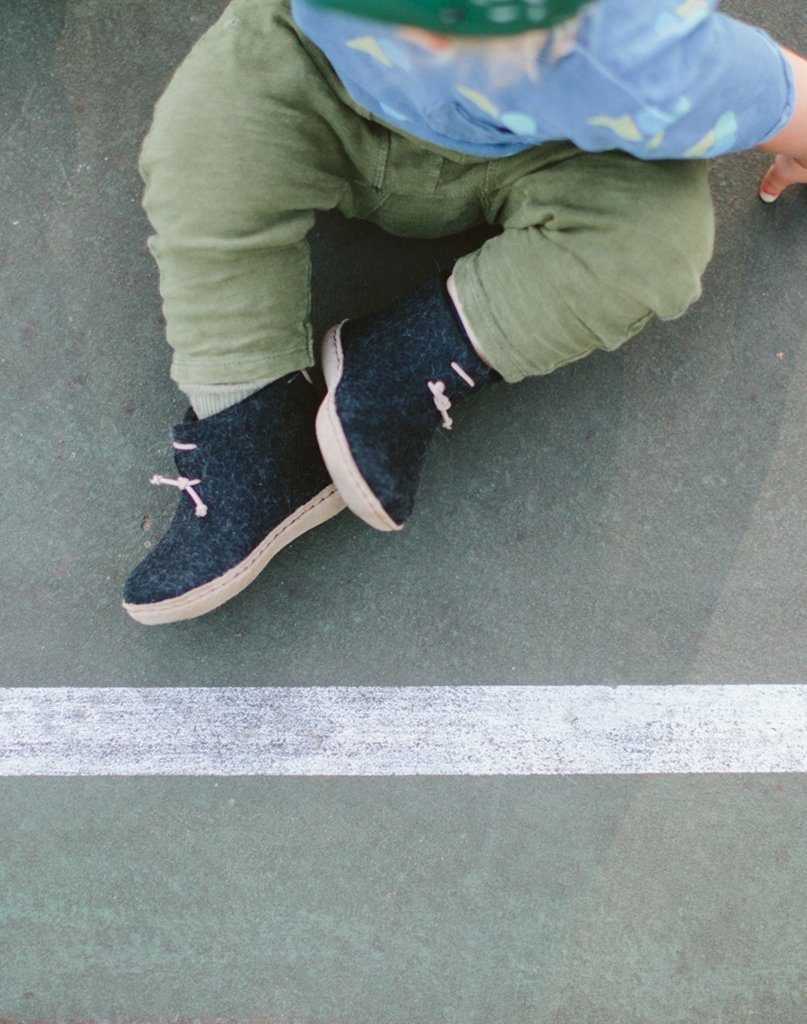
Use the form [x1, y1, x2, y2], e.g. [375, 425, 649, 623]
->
[2, 686, 805, 776]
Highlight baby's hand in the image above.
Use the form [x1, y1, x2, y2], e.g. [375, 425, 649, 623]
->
[759, 154, 807, 202]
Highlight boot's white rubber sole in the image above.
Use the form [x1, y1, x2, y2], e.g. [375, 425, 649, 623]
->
[122, 485, 345, 625]
[316, 322, 403, 533]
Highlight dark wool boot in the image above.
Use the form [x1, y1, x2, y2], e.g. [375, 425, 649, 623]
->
[316, 277, 500, 531]
[123, 373, 344, 624]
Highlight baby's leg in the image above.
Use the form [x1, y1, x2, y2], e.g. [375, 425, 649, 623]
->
[139, 0, 366, 398]
[449, 151, 714, 382]
[314, 150, 714, 531]
[125, 0, 387, 622]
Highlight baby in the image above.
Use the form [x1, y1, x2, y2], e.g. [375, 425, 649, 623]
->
[122, 0, 807, 624]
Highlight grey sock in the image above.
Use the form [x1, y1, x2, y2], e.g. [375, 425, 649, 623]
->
[180, 378, 276, 419]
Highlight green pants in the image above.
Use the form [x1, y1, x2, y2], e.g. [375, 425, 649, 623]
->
[140, 0, 715, 387]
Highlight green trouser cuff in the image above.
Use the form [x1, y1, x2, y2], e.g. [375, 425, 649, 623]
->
[170, 344, 312, 388]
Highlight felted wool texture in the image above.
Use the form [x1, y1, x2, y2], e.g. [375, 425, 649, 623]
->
[332, 278, 499, 526]
[124, 373, 333, 606]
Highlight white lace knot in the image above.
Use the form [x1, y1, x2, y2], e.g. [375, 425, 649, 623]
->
[428, 381, 454, 430]
[427, 362, 476, 430]
[149, 474, 208, 518]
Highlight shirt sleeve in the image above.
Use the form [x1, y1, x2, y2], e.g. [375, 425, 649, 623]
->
[539, 1, 796, 159]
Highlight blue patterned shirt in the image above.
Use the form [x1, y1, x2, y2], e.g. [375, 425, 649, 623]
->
[291, 0, 795, 159]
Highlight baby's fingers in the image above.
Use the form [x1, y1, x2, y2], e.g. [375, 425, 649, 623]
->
[759, 154, 807, 202]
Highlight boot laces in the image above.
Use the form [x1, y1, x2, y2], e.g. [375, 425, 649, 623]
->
[149, 442, 208, 518]
[428, 361, 476, 431]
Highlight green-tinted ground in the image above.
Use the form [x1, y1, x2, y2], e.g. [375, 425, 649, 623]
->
[2, 776, 806, 1023]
